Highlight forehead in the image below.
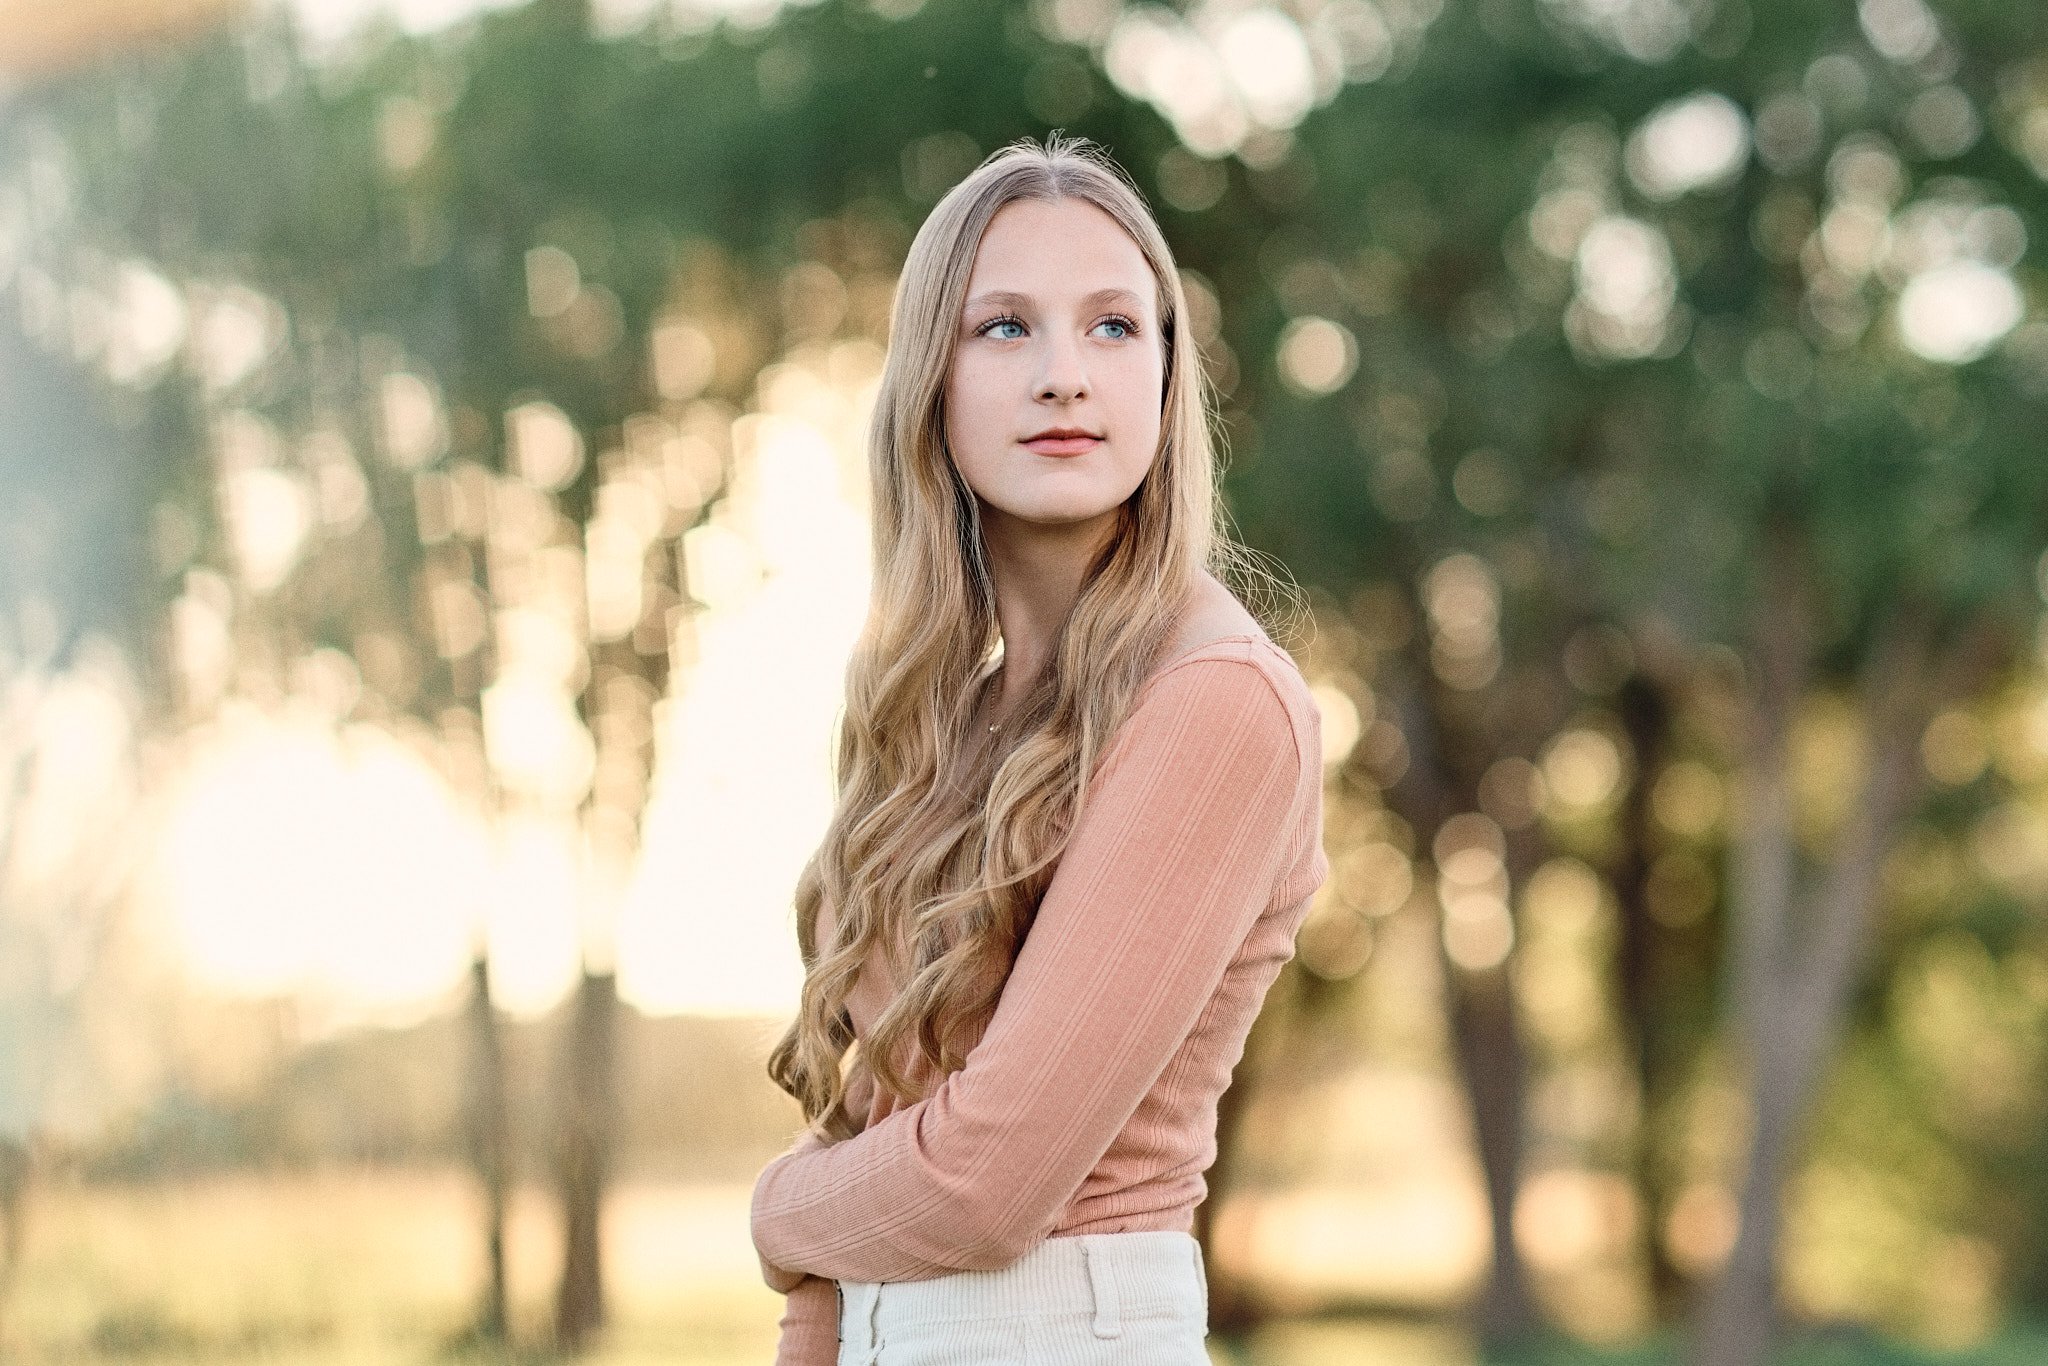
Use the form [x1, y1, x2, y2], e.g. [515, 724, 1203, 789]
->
[963, 196, 1159, 312]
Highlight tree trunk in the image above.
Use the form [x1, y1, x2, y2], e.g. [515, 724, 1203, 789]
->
[0, 1133, 28, 1339]
[463, 951, 511, 1343]
[1385, 670, 1543, 1349]
[1691, 559, 2004, 1366]
[1194, 992, 1275, 1335]
[1194, 959, 1332, 1334]
[1687, 524, 1815, 1366]
[1446, 955, 1539, 1346]
[1610, 672, 1689, 1322]
[1695, 688, 1927, 1366]
[554, 966, 618, 1353]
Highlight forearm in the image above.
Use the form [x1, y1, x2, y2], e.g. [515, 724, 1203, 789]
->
[753, 1106, 1016, 1283]
[771, 1274, 839, 1366]
[755, 1051, 1009, 1284]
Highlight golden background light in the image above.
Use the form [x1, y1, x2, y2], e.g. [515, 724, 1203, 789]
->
[136, 334, 878, 1025]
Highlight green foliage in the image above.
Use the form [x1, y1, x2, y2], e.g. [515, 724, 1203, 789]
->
[19, 0, 2048, 662]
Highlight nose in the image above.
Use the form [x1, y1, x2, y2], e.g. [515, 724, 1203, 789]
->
[1035, 329, 1088, 402]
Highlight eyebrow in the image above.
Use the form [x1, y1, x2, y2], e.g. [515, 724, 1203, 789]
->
[964, 286, 1149, 314]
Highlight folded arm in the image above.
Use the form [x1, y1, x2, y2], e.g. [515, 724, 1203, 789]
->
[759, 1057, 876, 1293]
[760, 1058, 876, 1366]
[768, 1272, 837, 1366]
[750, 656, 1309, 1285]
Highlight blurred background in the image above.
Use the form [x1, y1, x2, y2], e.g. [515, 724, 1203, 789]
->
[2, 0, 2047, 1363]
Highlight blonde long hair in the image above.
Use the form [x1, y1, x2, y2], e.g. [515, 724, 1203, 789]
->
[765, 132, 1290, 1141]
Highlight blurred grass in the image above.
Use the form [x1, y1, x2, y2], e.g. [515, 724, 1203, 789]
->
[7, 1166, 2044, 1364]
[10, 1166, 785, 1364]
[1473, 1322, 2048, 1366]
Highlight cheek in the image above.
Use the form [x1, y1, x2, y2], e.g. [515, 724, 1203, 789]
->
[944, 358, 1003, 469]
[1111, 348, 1167, 424]
[946, 351, 1006, 422]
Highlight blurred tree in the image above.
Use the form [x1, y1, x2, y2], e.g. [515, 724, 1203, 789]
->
[8, 2, 2048, 1365]
[552, 964, 617, 1349]
[1243, 3, 2048, 1363]
[0, 297, 170, 1339]
[462, 954, 512, 1341]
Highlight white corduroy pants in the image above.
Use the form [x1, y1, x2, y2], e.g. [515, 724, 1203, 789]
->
[834, 1230, 1211, 1365]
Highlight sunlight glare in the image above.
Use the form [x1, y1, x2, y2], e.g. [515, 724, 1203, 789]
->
[617, 355, 872, 1017]
[146, 711, 483, 1027]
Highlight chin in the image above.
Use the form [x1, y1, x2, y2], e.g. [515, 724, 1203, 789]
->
[994, 497, 1125, 528]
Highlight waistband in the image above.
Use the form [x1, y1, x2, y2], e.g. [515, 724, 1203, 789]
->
[837, 1230, 1206, 1350]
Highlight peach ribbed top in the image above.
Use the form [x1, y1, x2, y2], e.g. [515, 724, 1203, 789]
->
[750, 634, 1330, 1365]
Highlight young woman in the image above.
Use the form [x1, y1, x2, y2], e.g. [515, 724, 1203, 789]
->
[752, 132, 1330, 1365]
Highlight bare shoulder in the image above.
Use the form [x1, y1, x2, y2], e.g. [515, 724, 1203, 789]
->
[1140, 581, 1319, 753]
[1156, 576, 1312, 693]
[1160, 572, 1270, 659]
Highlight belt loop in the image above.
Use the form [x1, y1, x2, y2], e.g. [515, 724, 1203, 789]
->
[1082, 1239, 1122, 1339]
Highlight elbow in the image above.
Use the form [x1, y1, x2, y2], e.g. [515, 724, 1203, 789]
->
[954, 1209, 1055, 1272]
[952, 1234, 1025, 1273]
[916, 1194, 1023, 1272]
[758, 1249, 808, 1295]
[750, 1172, 804, 1277]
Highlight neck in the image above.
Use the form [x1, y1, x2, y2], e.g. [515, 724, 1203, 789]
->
[978, 504, 1120, 711]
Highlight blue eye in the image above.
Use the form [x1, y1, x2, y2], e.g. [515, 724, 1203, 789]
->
[973, 312, 1142, 341]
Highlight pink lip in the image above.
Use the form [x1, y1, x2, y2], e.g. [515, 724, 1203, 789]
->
[1022, 435, 1102, 456]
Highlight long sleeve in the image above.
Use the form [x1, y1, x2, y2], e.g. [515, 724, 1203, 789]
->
[758, 1128, 829, 1293]
[761, 1056, 878, 1366]
[750, 654, 1309, 1284]
[759, 1055, 881, 1291]
[770, 1273, 837, 1366]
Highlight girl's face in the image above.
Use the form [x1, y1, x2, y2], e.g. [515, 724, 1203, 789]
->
[944, 196, 1166, 542]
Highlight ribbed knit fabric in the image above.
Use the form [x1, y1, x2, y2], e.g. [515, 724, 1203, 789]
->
[837, 1230, 1209, 1365]
[753, 634, 1330, 1366]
